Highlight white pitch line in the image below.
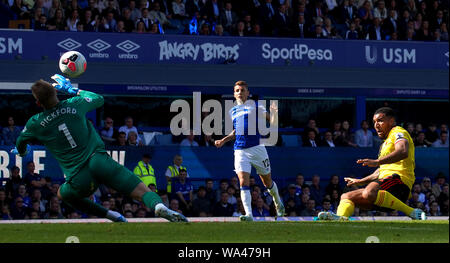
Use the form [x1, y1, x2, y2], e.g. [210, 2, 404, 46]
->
[0, 216, 447, 224]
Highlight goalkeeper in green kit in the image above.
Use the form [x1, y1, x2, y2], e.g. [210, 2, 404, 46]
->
[11, 74, 188, 223]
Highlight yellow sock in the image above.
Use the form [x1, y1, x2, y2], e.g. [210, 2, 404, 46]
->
[336, 199, 355, 217]
[374, 190, 414, 215]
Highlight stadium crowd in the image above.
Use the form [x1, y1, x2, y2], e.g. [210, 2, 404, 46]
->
[0, 107, 448, 220]
[0, 160, 448, 220]
[1, 115, 449, 220]
[0, 0, 448, 41]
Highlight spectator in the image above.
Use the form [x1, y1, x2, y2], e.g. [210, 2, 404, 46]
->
[34, 14, 49, 30]
[299, 199, 317, 216]
[439, 22, 448, 41]
[226, 185, 237, 207]
[2, 116, 21, 146]
[295, 173, 305, 194]
[320, 198, 333, 212]
[48, 0, 64, 18]
[22, 162, 45, 193]
[180, 130, 199, 146]
[232, 20, 246, 36]
[114, 131, 127, 146]
[149, 2, 170, 29]
[186, 0, 204, 18]
[169, 199, 183, 214]
[414, 132, 429, 147]
[428, 201, 441, 216]
[0, 188, 9, 211]
[11, 0, 31, 20]
[119, 116, 141, 142]
[252, 197, 270, 217]
[213, 191, 234, 216]
[358, 0, 374, 26]
[432, 172, 447, 197]
[192, 186, 211, 216]
[165, 154, 188, 194]
[66, 9, 80, 31]
[420, 177, 433, 194]
[283, 184, 301, 207]
[416, 20, 434, 41]
[172, 0, 188, 19]
[1, 204, 13, 220]
[127, 131, 143, 146]
[310, 174, 324, 204]
[173, 168, 194, 214]
[425, 123, 439, 144]
[412, 183, 426, 203]
[340, 0, 358, 25]
[320, 131, 336, 147]
[292, 14, 310, 38]
[355, 120, 373, 147]
[345, 22, 359, 39]
[99, 117, 118, 144]
[229, 176, 239, 191]
[31, 188, 47, 213]
[212, 23, 225, 36]
[285, 197, 299, 216]
[432, 131, 449, 147]
[11, 196, 29, 219]
[232, 198, 246, 217]
[325, 175, 342, 197]
[120, 8, 135, 32]
[274, 4, 291, 37]
[133, 153, 156, 188]
[158, 190, 170, 208]
[204, 178, 216, 205]
[215, 178, 229, 202]
[304, 130, 320, 147]
[373, 0, 387, 20]
[47, 8, 66, 30]
[4, 166, 23, 199]
[220, 1, 238, 33]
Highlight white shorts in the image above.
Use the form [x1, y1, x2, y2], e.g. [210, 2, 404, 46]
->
[234, 145, 271, 175]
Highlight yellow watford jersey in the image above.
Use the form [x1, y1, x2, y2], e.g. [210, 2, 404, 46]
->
[378, 126, 415, 189]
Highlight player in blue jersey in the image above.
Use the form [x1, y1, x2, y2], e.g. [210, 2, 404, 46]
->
[215, 81, 284, 221]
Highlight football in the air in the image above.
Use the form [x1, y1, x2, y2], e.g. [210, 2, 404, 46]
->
[59, 51, 87, 78]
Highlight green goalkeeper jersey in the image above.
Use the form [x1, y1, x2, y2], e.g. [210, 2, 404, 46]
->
[16, 90, 106, 179]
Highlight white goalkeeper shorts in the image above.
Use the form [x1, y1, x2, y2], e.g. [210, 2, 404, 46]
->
[234, 145, 271, 175]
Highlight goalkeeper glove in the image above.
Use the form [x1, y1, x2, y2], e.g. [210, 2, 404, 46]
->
[51, 74, 79, 95]
[11, 145, 31, 157]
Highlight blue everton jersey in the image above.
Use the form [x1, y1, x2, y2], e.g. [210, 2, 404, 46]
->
[229, 100, 267, 150]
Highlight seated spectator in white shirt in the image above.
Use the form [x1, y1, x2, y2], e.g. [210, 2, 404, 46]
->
[119, 116, 141, 143]
[180, 130, 199, 147]
[321, 131, 336, 147]
[355, 120, 374, 147]
[432, 131, 449, 147]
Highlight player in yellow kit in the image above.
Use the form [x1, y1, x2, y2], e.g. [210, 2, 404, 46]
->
[318, 107, 426, 220]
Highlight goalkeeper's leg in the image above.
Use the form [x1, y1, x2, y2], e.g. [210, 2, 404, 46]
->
[91, 152, 188, 222]
[58, 183, 126, 222]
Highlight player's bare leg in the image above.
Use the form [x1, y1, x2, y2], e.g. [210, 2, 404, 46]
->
[130, 182, 188, 222]
[237, 171, 253, 221]
[259, 173, 285, 218]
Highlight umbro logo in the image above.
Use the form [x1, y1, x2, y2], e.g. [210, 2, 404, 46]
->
[57, 38, 82, 51]
[116, 40, 140, 53]
[87, 39, 111, 52]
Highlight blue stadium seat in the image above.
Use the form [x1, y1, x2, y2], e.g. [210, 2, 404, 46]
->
[281, 135, 300, 147]
[156, 134, 174, 145]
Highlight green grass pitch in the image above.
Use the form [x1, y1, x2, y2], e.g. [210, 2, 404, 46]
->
[0, 221, 448, 243]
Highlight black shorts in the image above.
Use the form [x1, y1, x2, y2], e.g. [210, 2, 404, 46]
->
[373, 174, 411, 212]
